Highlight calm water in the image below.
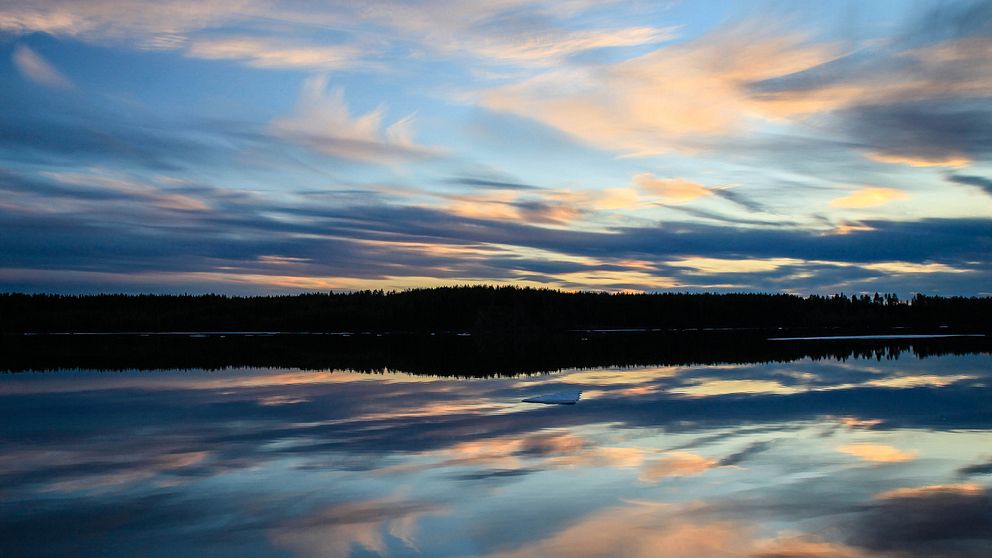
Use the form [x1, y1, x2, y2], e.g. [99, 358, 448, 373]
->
[2, 344, 991, 557]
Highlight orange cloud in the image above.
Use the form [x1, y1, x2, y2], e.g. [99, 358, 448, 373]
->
[667, 257, 804, 275]
[487, 502, 750, 558]
[594, 187, 642, 210]
[866, 374, 974, 388]
[41, 170, 208, 211]
[837, 417, 883, 429]
[865, 151, 971, 168]
[836, 443, 917, 463]
[487, 500, 875, 558]
[876, 483, 984, 500]
[483, 23, 839, 155]
[862, 262, 969, 274]
[634, 174, 712, 203]
[671, 379, 802, 396]
[44, 451, 210, 493]
[829, 187, 908, 209]
[639, 451, 718, 482]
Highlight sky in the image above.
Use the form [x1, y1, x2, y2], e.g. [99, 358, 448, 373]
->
[0, 0, 990, 295]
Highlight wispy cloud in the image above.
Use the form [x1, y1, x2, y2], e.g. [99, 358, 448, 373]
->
[271, 75, 441, 164]
[830, 187, 908, 209]
[12, 45, 73, 89]
[948, 174, 992, 196]
[186, 37, 362, 71]
[635, 174, 712, 203]
[1, 2, 991, 294]
[865, 151, 971, 168]
[483, 22, 838, 155]
[439, 25, 676, 65]
[837, 443, 917, 463]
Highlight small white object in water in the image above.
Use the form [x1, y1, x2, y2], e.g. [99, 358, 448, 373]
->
[522, 390, 582, 405]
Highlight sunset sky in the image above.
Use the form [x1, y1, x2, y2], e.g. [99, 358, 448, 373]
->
[1, 0, 990, 295]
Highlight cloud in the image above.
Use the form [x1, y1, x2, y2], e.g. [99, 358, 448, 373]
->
[270, 75, 440, 164]
[709, 188, 769, 213]
[634, 174, 712, 203]
[0, 1, 674, 71]
[634, 174, 771, 214]
[39, 170, 209, 211]
[862, 262, 970, 274]
[269, 497, 448, 558]
[1, 159, 991, 294]
[666, 257, 804, 275]
[486, 500, 876, 558]
[717, 440, 776, 467]
[353, 2, 677, 66]
[948, 174, 992, 196]
[865, 151, 971, 168]
[593, 187, 641, 210]
[446, 177, 541, 190]
[836, 443, 917, 463]
[0, 1, 245, 41]
[853, 483, 992, 556]
[185, 37, 361, 71]
[436, 189, 582, 224]
[829, 187, 908, 209]
[475, 4, 992, 165]
[11, 45, 73, 89]
[671, 379, 802, 397]
[443, 25, 677, 65]
[639, 451, 718, 482]
[958, 459, 992, 476]
[876, 483, 985, 500]
[483, 22, 839, 155]
[840, 100, 992, 170]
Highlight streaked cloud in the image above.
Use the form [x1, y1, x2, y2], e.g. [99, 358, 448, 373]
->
[270, 497, 448, 558]
[667, 257, 803, 275]
[186, 37, 361, 71]
[837, 443, 917, 463]
[40, 170, 209, 211]
[445, 25, 677, 65]
[634, 174, 712, 203]
[487, 499, 876, 558]
[12, 44, 73, 88]
[829, 187, 908, 209]
[271, 75, 440, 164]
[875, 483, 984, 500]
[862, 261, 970, 274]
[639, 452, 717, 482]
[865, 151, 971, 168]
[671, 379, 802, 397]
[483, 23, 838, 155]
[948, 174, 992, 196]
[0, 1, 991, 294]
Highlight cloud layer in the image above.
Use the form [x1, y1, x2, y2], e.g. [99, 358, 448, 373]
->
[1, 1, 991, 293]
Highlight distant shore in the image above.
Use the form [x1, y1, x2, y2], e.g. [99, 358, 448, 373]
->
[3, 327, 990, 376]
[2, 287, 989, 335]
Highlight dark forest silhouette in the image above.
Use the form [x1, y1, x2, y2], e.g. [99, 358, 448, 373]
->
[1, 287, 989, 334]
[3, 331, 990, 376]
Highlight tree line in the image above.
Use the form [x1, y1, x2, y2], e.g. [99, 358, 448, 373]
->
[0, 287, 989, 334]
[2, 331, 989, 376]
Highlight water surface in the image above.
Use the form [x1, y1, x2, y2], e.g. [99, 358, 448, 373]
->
[2, 340, 991, 557]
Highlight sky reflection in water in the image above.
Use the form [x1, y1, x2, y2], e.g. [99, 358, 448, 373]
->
[2, 351, 991, 557]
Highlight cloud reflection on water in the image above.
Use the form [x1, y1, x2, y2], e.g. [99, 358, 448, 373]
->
[0, 349, 990, 557]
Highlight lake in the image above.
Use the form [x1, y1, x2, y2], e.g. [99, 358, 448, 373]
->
[2, 335, 991, 557]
